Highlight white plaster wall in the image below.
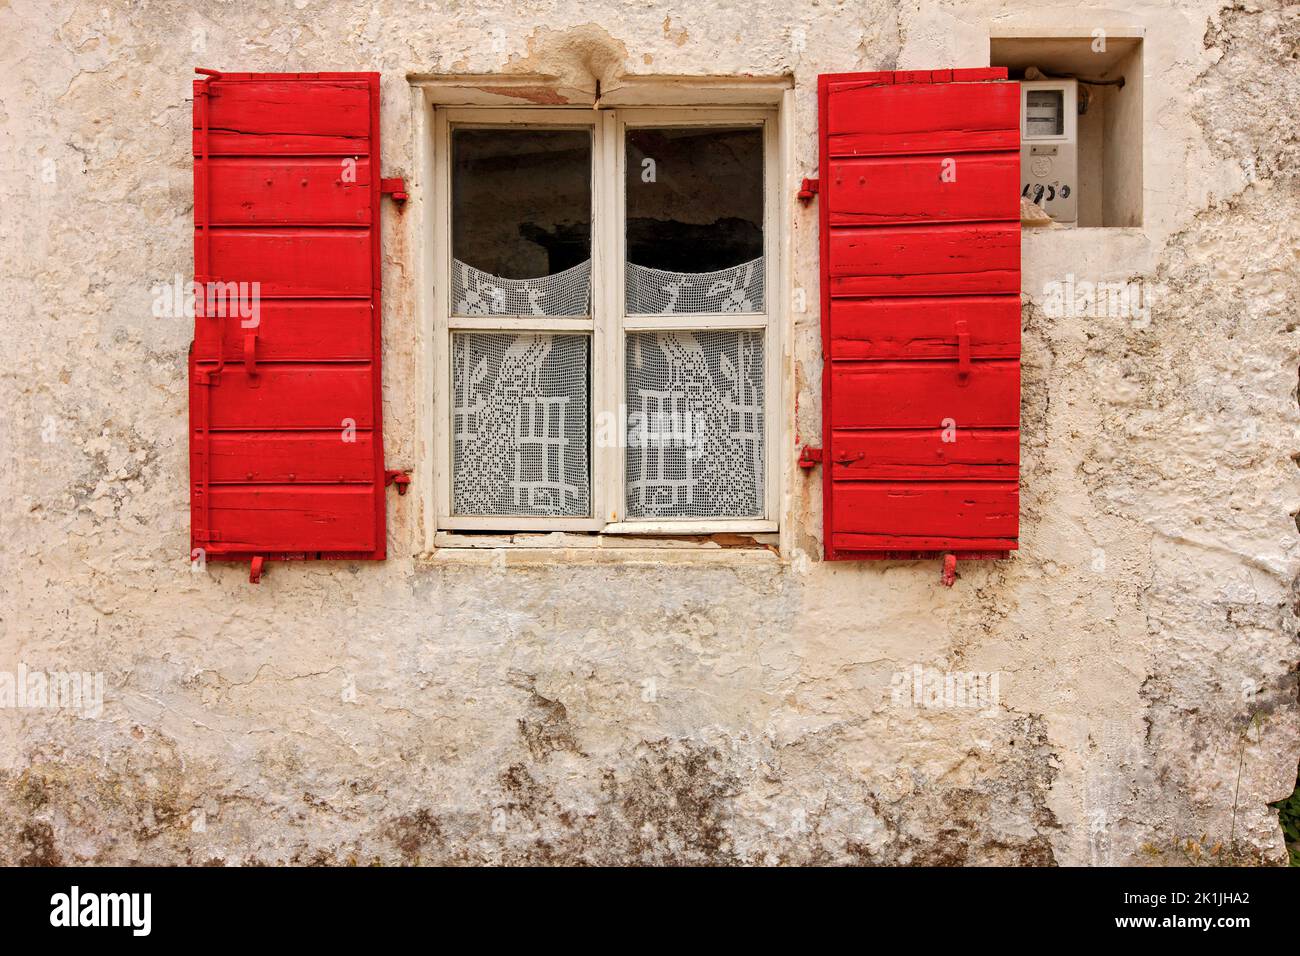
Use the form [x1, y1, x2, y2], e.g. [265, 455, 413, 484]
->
[0, 0, 1296, 865]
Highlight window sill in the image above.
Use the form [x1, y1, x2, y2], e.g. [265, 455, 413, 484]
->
[424, 529, 780, 564]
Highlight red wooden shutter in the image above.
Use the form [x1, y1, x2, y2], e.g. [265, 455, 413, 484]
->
[816, 69, 1020, 563]
[190, 71, 390, 569]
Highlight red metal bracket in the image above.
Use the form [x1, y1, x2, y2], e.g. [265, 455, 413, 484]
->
[381, 177, 408, 204]
[798, 178, 819, 204]
[941, 553, 957, 587]
[249, 555, 266, 584]
[385, 469, 411, 495]
[798, 446, 823, 470]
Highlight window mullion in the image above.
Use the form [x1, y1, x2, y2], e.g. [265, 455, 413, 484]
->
[764, 110, 781, 524]
[602, 109, 625, 525]
[589, 110, 608, 528]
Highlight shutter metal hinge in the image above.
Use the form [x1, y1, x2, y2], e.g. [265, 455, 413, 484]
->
[249, 555, 266, 584]
[381, 177, 408, 205]
[384, 469, 411, 495]
[798, 446, 822, 469]
[798, 178, 819, 204]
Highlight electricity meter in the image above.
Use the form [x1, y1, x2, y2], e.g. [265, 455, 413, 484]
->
[1019, 79, 1078, 223]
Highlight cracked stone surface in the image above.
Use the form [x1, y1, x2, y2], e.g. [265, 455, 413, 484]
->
[0, 0, 1297, 865]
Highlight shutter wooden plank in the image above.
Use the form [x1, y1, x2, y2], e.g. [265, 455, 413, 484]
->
[832, 482, 1019, 540]
[203, 366, 375, 429]
[197, 80, 371, 155]
[207, 486, 378, 552]
[830, 360, 1020, 429]
[194, 301, 373, 363]
[204, 433, 376, 484]
[830, 223, 1019, 296]
[828, 154, 1020, 226]
[830, 296, 1020, 361]
[831, 429, 1019, 480]
[208, 157, 372, 225]
[208, 229, 372, 297]
[827, 80, 1018, 157]
[833, 533, 1019, 553]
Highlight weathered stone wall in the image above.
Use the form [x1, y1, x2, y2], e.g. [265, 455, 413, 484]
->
[0, 0, 1295, 865]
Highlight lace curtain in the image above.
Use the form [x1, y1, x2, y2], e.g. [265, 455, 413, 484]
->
[451, 256, 765, 317]
[453, 260, 591, 317]
[626, 256, 764, 315]
[451, 333, 590, 517]
[624, 330, 765, 518]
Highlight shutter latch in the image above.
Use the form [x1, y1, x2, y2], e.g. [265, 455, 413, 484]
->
[384, 469, 412, 495]
[798, 446, 822, 469]
[381, 178, 408, 205]
[249, 555, 266, 585]
[798, 178, 819, 204]
[243, 331, 259, 384]
[955, 319, 971, 382]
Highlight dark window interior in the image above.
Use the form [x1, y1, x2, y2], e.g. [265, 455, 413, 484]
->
[452, 128, 591, 278]
[625, 126, 763, 272]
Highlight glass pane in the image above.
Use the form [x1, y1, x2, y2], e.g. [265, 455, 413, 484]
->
[625, 330, 764, 518]
[1025, 90, 1064, 137]
[452, 128, 591, 316]
[452, 333, 590, 517]
[625, 126, 764, 314]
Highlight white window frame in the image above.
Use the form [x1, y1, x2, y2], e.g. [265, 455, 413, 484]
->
[428, 104, 782, 538]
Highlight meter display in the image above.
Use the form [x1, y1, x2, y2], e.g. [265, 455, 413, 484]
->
[1025, 90, 1065, 137]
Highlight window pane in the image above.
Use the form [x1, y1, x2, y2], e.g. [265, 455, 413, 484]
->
[625, 330, 764, 518]
[452, 128, 591, 316]
[625, 126, 764, 314]
[452, 333, 590, 517]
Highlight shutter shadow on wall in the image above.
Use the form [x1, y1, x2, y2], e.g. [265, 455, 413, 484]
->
[816, 69, 1021, 564]
[190, 71, 394, 575]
